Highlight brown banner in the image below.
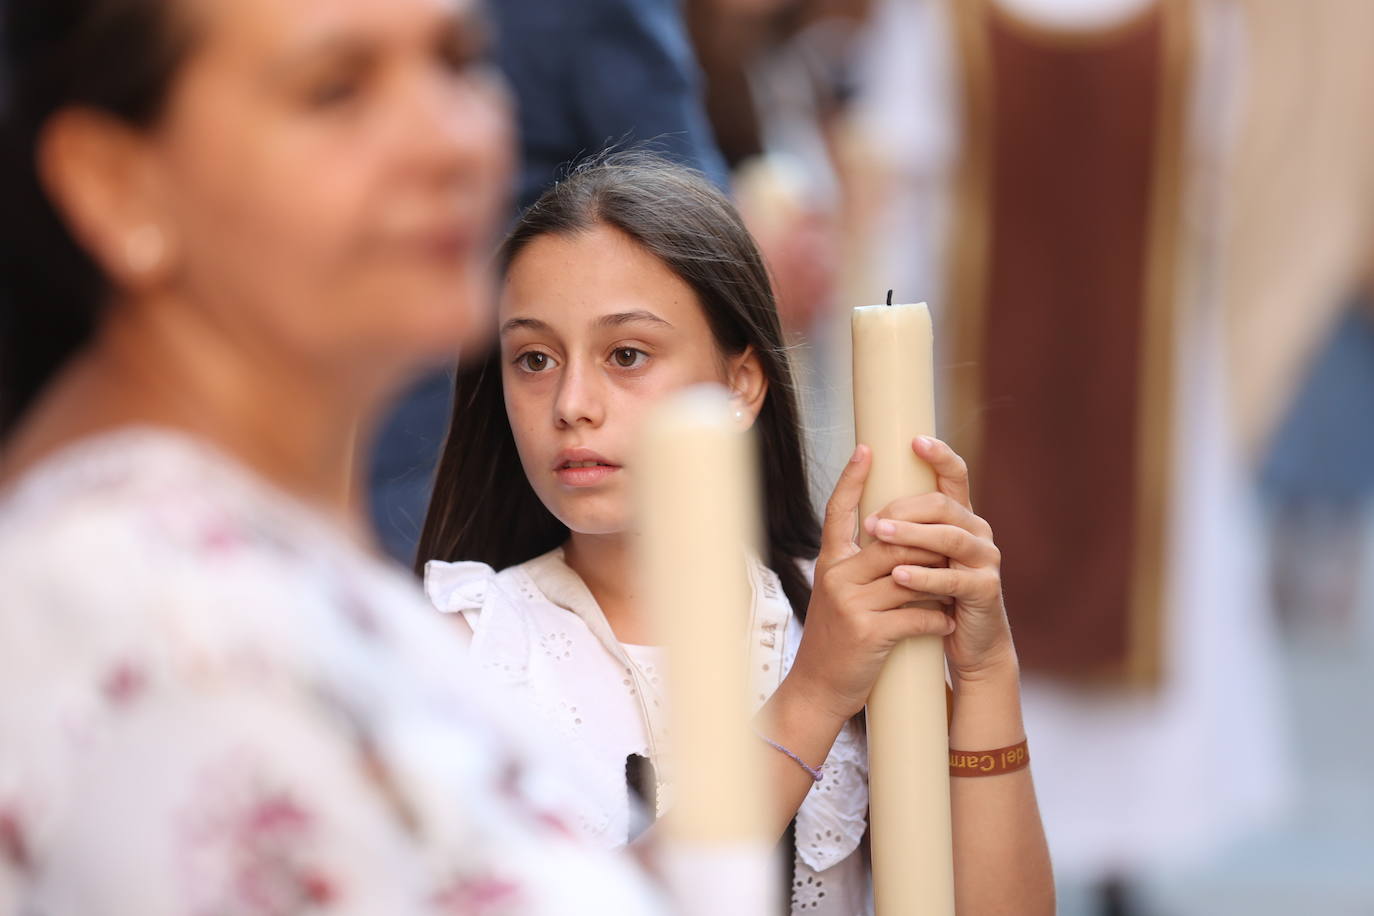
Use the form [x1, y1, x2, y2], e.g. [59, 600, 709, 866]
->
[945, 0, 1189, 685]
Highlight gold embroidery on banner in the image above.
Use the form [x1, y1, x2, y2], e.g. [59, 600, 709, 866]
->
[1126, 0, 1189, 689]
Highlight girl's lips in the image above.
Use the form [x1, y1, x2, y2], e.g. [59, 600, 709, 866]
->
[554, 464, 619, 487]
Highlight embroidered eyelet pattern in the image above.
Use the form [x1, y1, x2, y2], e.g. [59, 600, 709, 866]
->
[540, 631, 573, 661]
[791, 871, 827, 909]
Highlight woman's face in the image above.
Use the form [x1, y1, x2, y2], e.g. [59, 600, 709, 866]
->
[499, 223, 758, 537]
[139, 0, 512, 381]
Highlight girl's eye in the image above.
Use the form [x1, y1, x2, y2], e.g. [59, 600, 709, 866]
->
[516, 351, 555, 373]
[304, 68, 365, 109]
[308, 80, 360, 108]
[611, 347, 647, 370]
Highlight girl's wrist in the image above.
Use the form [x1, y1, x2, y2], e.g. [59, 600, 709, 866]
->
[771, 668, 856, 729]
[948, 649, 1027, 751]
[950, 644, 1022, 698]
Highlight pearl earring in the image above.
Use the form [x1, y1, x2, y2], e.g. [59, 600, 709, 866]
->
[124, 225, 165, 276]
[734, 408, 745, 422]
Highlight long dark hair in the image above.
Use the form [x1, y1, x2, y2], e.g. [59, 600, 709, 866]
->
[0, 0, 191, 438]
[417, 151, 822, 620]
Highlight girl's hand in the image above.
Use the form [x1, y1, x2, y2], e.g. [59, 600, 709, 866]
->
[785, 445, 961, 722]
[863, 436, 1016, 686]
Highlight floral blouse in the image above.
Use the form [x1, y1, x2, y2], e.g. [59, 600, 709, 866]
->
[0, 429, 665, 915]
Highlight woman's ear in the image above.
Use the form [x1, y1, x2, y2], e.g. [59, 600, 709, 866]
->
[38, 108, 178, 292]
[726, 345, 769, 428]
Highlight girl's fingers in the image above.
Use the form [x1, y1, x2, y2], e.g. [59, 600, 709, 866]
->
[843, 539, 947, 585]
[893, 565, 1002, 605]
[874, 605, 957, 640]
[820, 445, 871, 560]
[854, 576, 955, 611]
[864, 490, 992, 540]
[912, 436, 973, 509]
[868, 520, 999, 568]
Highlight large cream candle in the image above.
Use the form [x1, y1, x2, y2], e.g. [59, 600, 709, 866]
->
[852, 301, 956, 914]
[634, 385, 776, 914]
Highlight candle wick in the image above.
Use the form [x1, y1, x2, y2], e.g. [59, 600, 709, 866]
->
[886, 289, 893, 307]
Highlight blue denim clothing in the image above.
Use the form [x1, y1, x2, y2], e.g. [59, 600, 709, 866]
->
[1261, 301, 1374, 503]
[492, 0, 729, 208]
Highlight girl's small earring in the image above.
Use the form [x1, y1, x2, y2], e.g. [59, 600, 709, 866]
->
[124, 225, 166, 277]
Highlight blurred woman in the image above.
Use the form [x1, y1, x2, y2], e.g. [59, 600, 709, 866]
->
[0, 0, 663, 912]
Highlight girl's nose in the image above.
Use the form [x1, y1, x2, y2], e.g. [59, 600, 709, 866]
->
[554, 361, 605, 429]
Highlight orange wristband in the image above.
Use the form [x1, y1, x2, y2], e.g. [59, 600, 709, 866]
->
[949, 739, 1030, 777]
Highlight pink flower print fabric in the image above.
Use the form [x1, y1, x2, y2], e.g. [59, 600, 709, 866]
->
[0, 429, 665, 916]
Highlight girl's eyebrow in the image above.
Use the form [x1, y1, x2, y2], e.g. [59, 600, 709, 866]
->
[595, 310, 673, 329]
[500, 317, 548, 335]
[500, 310, 673, 336]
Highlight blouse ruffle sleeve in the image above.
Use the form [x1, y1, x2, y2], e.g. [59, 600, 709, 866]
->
[424, 560, 536, 687]
[423, 559, 495, 617]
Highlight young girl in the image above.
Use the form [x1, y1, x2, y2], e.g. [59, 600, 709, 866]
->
[418, 153, 1054, 914]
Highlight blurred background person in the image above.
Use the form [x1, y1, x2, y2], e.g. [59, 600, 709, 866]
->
[1263, 289, 1374, 638]
[842, 0, 1374, 913]
[1246, 274, 1374, 916]
[368, 0, 731, 562]
[493, 0, 730, 210]
[688, 0, 875, 497]
[0, 0, 666, 911]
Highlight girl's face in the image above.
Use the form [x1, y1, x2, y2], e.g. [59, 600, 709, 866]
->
[499, 223, 763, 537]
[65, 0, 512, 385]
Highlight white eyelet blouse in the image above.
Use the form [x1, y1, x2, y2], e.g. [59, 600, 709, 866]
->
[425, 547, 874, 915]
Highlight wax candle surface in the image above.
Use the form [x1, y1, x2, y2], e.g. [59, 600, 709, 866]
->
[852, 302, 956, 915]
[634, 385, 776, 914]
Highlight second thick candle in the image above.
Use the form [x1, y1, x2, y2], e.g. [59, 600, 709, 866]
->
[852, 301, 955, 915]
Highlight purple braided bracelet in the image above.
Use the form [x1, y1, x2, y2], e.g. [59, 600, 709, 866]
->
[755, 731, 824, 783]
